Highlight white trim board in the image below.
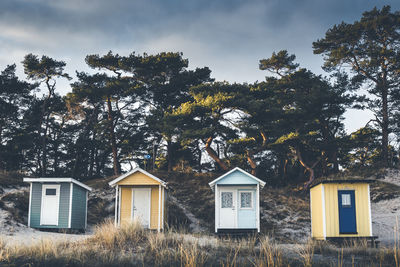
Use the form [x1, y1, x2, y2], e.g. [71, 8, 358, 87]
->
[209, 167, 266, 191]
[85, 191, 88, 229]
[161, 187, 164, 230]
[68, 183, 73, 228]
[24, 177, 92, 191]
[108, 167, 167, 188]
[321, 184, 327, 239]
[114, 185, 119, 226]
[257, 182, 260, 232]
[368, 184, 373, 236]
[158, 184, 161, 232]
[118, 186, 121, 226]
[28, 183, 32, 227]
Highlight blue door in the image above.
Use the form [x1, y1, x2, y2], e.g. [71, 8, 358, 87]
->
[237, 189, 256, 228]
[338, 190, 357, 234]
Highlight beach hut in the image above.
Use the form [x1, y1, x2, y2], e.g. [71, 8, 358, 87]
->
[109, 167, 167, 231]
[209, 167, 266, 234]
[23, 177, 92, 230]
[310, 180, 375, 241]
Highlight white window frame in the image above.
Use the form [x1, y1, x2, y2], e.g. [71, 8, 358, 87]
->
[239, 191, 253, 209]
[220, 191, 233, 208]
[341, 193, 351, 207]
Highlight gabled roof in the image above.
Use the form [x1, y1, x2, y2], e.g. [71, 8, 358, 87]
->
[108, 167, 167, 187]
[23, 177, 92, 191]
[208, 167, 266, 190]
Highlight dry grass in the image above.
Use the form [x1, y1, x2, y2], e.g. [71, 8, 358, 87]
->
[251, 236, 284, 267]
[297, 238, 315, 267]
[2, 223, 400, 266]
[0, 221, 291, 267]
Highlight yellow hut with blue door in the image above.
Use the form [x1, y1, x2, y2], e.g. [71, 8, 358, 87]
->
[310, 180, 374, 241]
[109, 167, 167, 232]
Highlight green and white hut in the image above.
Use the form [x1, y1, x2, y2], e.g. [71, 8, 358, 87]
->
[23, 177, 92, 230]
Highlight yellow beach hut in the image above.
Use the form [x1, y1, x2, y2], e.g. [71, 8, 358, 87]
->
[310, 180, 375, 241]
[109, 167, 167, 231]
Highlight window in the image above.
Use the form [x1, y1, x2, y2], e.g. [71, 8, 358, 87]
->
[341, 194, 351, 207]
[240, 192, 252, 208]
[221, 192, 233, 208]
[46, 189, 57, 196]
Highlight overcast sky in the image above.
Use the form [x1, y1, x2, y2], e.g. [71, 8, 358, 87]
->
[1, 0, 399, 133]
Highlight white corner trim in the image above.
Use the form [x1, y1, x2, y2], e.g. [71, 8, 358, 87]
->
[368, 184, 373, 236]
[85, 191, 88, 229]
[28, 183, 32, 227]
[158, 184, 161, 232]
[321, 185, 327, 239]
[118, 186, 121, 226]
[148, 189, 151, 229]
[161, 187, 164, 230]
[309, 190, 312, 237]
[257, 182, 260, 232]
[114, 185, 119, 226]
[131, 188, 135, 222]
[215, 185, 218, 233]
[68, 183, 73, 228]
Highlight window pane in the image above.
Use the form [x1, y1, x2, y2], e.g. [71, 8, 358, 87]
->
[221, 192, 233, 208]
[342, 194, 351, 206]
[240, 192, 252, 208]
[46, 189, 57, 196]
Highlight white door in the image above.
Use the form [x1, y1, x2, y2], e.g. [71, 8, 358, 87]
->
[40, 185, 60, 225]
[132, 188, 151, 228]
[219, 188, 237, 228]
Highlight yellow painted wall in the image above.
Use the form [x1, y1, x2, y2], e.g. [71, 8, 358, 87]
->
[116, 172, 161, 186]
[324, 183, 371, 237]
[118, 185, 165, 230]
[120, 187, 132, 225]
[310, 185, 324, 239]
[150, 186, 160, 229]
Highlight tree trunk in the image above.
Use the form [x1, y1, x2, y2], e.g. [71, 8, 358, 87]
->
[39, 78, 55, 177]
[197, 141, 202, 172]
[278, 157, 288, 180]
[295, 147, 320, 189]
[88, 132, 96, 178]
[107, 96, 121, 175]
[246, 150, 257, 175]
[381, 85, 389, 167]
[204, 137, 229, 171]
[331, 150, 339, 173]
[53, 117, 65, 176]
[167, 139, 173, 172]
[72, 106, 99, 178]
[41, 115, 51, 176]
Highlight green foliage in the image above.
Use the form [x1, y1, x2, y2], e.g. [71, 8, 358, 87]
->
[259, 50, 299, 77]
[313, 5, 400, 166]
[2, 6, 400, 185]
[23, 54, 71, 81]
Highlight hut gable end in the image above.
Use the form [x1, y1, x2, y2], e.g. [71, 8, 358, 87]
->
[216, 170, 259, 185]
[116, 172, 161, 186]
